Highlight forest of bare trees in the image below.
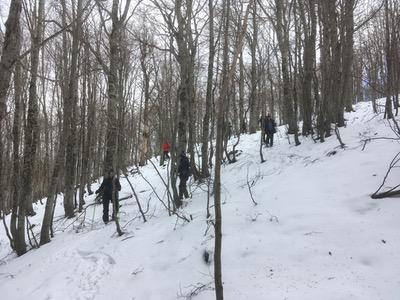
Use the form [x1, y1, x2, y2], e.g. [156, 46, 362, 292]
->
[0, 0, 399, 298]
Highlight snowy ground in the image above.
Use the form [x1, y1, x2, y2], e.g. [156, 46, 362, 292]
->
[1, 101, 400, 300]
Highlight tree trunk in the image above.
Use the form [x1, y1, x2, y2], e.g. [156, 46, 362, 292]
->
[79, 41, 90, 212]
[0, 0, 22, 123]
[40, 121, 66, 244]
[213, 2, 251, 299]
[248, 0, 258, 134]
[18, 0, 45, 255]
[299, 0, 316, 135]
[384, 0, 394, 119]
[64, 0, 83, 218]
[239, 52, 246, 133]
[201, 0, 214, 178]
[139, 36, 151, 166]
[10, 59, 22, 250]
[342, 0, 355, 113]
[275, 0, 300, 144]
[318, 0, 340, 140]
[104, 0, 123, 173]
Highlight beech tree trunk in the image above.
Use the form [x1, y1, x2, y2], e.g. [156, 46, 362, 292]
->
[214, 2, 251, 298]
[275, 0, 300, 145]
[139, 34, 152, 167]
[18, 0, 45, 255]
[342, 0, 355, 114]
[299, 0, 316, 135]
[200, 0, 215, 178]
[64, 0, 83, 218]
[10, 60, 22, 250]
[384, 0, 394, 119]
[0, 0, 22, 123]
[248, 0, 258, 134]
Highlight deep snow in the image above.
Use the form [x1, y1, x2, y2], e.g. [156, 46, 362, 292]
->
[1, 101, 399, 300]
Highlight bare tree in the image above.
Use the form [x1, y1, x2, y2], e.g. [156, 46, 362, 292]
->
[138, 26, 153, 167]
[0, 0, 23, 252]
[17, 0, 45, 255]
[0, 0, 22, 123]
[213, 1, 251, 298]
[248, 0, 259, 134]
[63, 0, 84, 218]
[274, 0, 300, 145]
[200, 0, 216, 178]
[299, 0, 317, 135]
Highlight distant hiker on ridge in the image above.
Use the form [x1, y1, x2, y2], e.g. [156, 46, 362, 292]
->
[96, 169, 121, 224]
[178, 151, 191, 200]
[264, 114, 276, 147]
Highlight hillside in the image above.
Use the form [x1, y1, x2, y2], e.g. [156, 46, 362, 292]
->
[1, 101, 399, 300]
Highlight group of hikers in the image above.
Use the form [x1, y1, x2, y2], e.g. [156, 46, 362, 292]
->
[96, 147, 192, 224]
[162, 141, 191, 198]
[261, 114, 277, 147]
[97, 114, 276, 224]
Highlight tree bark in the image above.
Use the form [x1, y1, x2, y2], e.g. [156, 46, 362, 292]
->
[64, 0, 83, 218]
[201, 0, 215, 178]
[139, 35, 152, 166]
[10, 59, 22, 250]
[0, 0, 22, 123]
[248, 0, 258, 134]
[104, 0, 126, 172]
[213, 2, 251, 298]
[18, 0, 45, 255]
[342, 0, 355, 114]
[275, 0, 300, 144]
[384, 0, 394, 119]
[299, 0, 316, 135]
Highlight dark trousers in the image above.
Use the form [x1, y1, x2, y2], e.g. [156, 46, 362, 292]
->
[163, 151, 170, 160]
[102, 197, 119, 223]
[179, 176, 189, 199]
[266, 133, 274, 147]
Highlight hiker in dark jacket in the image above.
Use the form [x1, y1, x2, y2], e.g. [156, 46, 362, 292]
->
[264, 114, 277, 147]
[96, 169, 121, 223]
[178, 151, 191, 199]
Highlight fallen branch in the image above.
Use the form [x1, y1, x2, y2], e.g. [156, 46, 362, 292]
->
[371, 152, 400, 199]
[388, 116, 400, 137]
[147, 159, 177, 208]
[246, 167, 258, 206]
[62, 202, 97, 232]
[26, 217, 39, 249]
[362, 137, 400, 151]
[137, 170, 190, 223]
[131, 267, 144, 275]
[123, 174, 147, 222]
[122, 213, 142, 229]
[1, 210, 14, 250]
[371, 189, 400, 199]
[334, 124, 345, 149]
[178, 281, 213, 300]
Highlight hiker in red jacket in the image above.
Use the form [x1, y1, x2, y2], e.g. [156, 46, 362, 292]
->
[162, 141, 170, 160]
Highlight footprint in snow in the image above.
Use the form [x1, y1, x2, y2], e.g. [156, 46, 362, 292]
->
[68, 250, 116, 300]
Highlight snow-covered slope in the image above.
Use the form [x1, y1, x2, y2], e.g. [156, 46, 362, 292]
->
[1, 101, 399, 300]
